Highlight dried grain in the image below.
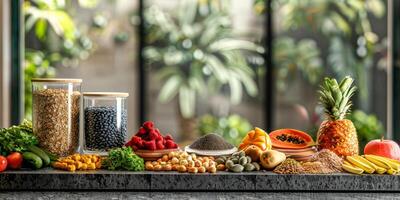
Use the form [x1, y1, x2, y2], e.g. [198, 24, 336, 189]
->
[33, 88, 80, 156]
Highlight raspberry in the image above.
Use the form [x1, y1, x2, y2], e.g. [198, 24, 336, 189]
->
[132, 136, 142, 144]
[125, 139, 133, 147]
[143, 140, 156, 150]
[131, 145, 139, 151]
[136, 127, 147, 136]
[143, 121, 154, 130]
[164, 134, 173, 141]
[148, 129, 158, 140]
[165, 140, 177, 149]
[156, 140, 165, 150]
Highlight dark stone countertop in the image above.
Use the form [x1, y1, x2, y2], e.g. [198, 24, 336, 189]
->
[1, 169, 399, 191]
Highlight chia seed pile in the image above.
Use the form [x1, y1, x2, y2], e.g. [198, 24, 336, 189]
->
[189, 133, 234, 150]
[84, 106, 127, 151]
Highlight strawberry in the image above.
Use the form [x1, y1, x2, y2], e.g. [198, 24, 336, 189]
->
[143, 140, 157, 150]
[165, 140, 177, 149]
[164, 134, 173, 141]
[156, 140, 165, 150]
[148, 129, 158, 141]
[143, 121, 154, 130]
[136, 127, 147, 136]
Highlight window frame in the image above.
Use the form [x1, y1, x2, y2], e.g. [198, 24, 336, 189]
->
[9, 0, 400, 139]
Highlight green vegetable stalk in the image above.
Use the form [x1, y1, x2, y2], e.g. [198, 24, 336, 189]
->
[0, 120, 38, 156]
[103, 147, 144, 171]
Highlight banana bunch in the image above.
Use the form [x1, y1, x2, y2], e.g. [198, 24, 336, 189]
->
[342, 155, 400, 175]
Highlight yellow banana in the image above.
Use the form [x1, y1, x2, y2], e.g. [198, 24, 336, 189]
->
[365, 155, 400, 171]
[387, 168, 398, 175]
[342, 164, 364, 174]
[347, 156, 375, 174]
[386, 158, 400, 165]
[363, 155, 390, 169]
[343, 160, 352, 166]
[368, 155, 400, 170]
[355, 155, 386, 174]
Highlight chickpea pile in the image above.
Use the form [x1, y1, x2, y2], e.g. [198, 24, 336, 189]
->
[52, 154, 102, 171]
[145, 151, 221, 173]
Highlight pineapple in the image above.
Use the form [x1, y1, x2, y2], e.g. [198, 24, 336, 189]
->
[316, 76, 359, 157]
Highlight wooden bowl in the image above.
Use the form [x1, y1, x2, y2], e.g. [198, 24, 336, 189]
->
[135, 148, 180, 161]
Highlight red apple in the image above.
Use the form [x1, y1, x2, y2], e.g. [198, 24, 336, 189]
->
[364, 137, 400, 160]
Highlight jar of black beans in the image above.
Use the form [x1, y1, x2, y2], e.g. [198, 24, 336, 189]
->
[82, 92, 129, 154]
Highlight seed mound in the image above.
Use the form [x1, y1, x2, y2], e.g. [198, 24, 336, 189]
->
[189, 133, 234, 150]
[273, 158, 304, 174]
[308, 149, 343, 172]
[33, 89, 80, 156]
[85, 106, 127, 151]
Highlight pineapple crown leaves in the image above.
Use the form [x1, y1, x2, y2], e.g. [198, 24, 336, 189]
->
[318, 76, 357, 121]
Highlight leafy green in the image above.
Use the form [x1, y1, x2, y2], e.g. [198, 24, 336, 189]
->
[103, 147, 144, 171]
[0, 120, 38, 156]
[348, 110, 385, 150]
[198, 114, 252, 146]
[145, 1, 262, 118]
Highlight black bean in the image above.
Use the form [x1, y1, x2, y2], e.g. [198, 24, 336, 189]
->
[84, 106, 127, 151]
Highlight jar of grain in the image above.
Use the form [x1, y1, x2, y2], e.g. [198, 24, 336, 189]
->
[82, 92, 129, 155]
[32, 78, 82, 157]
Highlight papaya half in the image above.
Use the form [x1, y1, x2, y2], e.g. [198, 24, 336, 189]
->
[269, 129, 314, 149]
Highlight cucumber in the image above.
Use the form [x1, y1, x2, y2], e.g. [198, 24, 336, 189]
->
[27, 145, 50, 166]
[23, 152, 43, 169]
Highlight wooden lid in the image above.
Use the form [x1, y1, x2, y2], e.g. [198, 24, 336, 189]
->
[31, 78, 82, 83]
[83, 92, 129, 97]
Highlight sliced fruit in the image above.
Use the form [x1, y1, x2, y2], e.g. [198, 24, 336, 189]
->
[269, 129, 314, 149]
[346, 156, 375, 174]
[342, 163, 364, 174]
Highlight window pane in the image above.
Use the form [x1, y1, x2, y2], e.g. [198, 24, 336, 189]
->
[24, 0, 139, 133]
[272, 0, 388, 148]
[144, 0, 266, 144]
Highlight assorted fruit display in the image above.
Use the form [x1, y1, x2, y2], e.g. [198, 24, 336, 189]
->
[2, 76, 400, 179]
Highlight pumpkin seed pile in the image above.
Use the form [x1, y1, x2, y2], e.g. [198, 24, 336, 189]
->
[216, 150, 260, 173]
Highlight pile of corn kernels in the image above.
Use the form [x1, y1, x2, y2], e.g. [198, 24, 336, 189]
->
[52, 154, 102, 171]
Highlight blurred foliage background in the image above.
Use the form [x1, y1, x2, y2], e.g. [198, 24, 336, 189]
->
[23, 0, 388, 148]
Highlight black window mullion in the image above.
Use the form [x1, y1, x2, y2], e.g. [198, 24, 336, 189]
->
[10, 0, 23, 125]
